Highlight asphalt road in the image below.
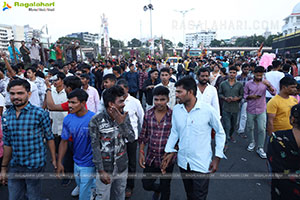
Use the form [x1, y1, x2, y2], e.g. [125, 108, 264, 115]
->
[0, 132, 271, 200]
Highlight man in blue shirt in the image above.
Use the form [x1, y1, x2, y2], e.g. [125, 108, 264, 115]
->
[8, 40, 21, 65]
[162, 76, 226, 200]
[0, 78, 56, 200]
[57, 89, 95, 200]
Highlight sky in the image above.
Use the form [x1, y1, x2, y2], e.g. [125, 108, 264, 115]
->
[1, 0, 300, 45]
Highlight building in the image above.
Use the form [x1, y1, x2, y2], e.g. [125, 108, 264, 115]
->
[66, 32, 99, 44]
[282, 2, 300, 36]
[24, 25, 42, 43]
[0, 24, 14, 52]
[185, 31, 216, 48]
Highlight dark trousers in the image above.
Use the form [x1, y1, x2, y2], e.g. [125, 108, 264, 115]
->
[54, 134, 61, 154]
[180, 164, 210, 200]
[142, 164, 174, 200]
[126, 140, 137, 190]
[138, 89, 145, 103]
[63, 141, 74, 175]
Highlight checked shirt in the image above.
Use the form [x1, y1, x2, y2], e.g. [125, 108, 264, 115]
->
[2, 103, 54, 169]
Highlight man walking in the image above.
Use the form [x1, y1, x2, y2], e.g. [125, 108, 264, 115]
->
[89, 86, 135, 200]
[244, 66, 276, 158]
[162, 76, 226, 200]
[0, 79, 56, 200]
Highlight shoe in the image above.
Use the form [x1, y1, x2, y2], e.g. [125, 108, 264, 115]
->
[71, 186, 79, 197]
[61, 178, 71, 187]
[256, 148, 267, 159]
[230, 136, 237, 143]
[125, 188, 132, 198]
[238, 133, 247, 138]
[247, 142, 255, 152]
[152, 192, 160, 200]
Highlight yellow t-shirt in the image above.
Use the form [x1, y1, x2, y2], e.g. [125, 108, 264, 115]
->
[267, 95, 298, 132]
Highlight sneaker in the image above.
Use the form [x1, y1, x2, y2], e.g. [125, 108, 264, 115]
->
[230, 136, 237, 143]
[256, 148, 267, 159]
[71, 186, 79, 197]
[247, 142, 255, 152]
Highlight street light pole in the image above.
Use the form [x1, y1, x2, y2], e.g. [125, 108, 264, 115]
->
[174, 8, 195, 52]
[144, 0, 154, 56]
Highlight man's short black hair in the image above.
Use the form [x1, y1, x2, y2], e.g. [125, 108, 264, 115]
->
[26, 67, 37, 73]
[160, 68, 170, 74]
[242, 63, 250, 69]
[229, 66, 238, 72]
[280, 77, 297, 90]
[113, 66, 122, 75]
[254, 66, 266, 73]
[197, 67, 210, 76]
[153, 86, 170, 97]
[116, 79, 129, 88]
[103, 85, 125, 108]
[149, 69, 159, 75]
[175, 76, 197, 96]
[272, 60, 282, 69]
[63, 76, 82, 90]
[282, 64, 291, 72]
[67, 88, 88, 102]
[103, 74, 117, 83]
[7, 78, 30, 92]
[80, 73, 90, 80]
[250, 63, 256, 68]
[56, 72, 66, 80]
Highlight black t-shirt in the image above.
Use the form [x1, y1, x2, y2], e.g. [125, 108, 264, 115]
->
[267, 129, 300, 200]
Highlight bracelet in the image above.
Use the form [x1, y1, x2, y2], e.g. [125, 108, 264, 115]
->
[1, 165, 7, 168]
[139, 150, 145, 155]
[46, 88, 51, 92]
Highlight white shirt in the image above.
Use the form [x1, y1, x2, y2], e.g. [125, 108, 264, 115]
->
[29, 44, 41, 60]
[164, 100, 226, 173]
[103, 68, 113, 76]
[124, 94, 144, 140]
[196, 84, 220, 116]
[265, 71, 284, 98]
[66, 72, 73, 77]
[49, 87, 68, 135]
[28, 80, 40, 107]
[85, 86, 100, 113]
[155, 82, 176, 109]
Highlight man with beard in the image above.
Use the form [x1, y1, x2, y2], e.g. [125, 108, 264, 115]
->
[0, 79, 56, 199]
[196, 67, 220, 116]
[89, 86, 135, 200]
[161, 76, 226, 200]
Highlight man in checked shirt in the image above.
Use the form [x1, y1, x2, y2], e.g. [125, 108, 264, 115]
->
[138, 86, 175, 200]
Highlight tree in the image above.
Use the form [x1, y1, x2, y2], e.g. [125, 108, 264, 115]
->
[210, 39, 222, 47]
[177, 42, 184, 47]
[128, 38, 142, 47]
[58, 37, 87, 46]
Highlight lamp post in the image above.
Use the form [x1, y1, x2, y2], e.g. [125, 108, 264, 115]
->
[143, 0, 154, 55]
[174, 8, 195, 55]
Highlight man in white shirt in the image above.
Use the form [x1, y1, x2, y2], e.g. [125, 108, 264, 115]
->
[80, 74, 100, 113]
[29, 38, 41, 64]
[196, 67, 220, 116]
[117, 79, 144, 198]
[26, 67, 46, 107]
[155, 68, 176, 109]
[162, 76, 226, 200]
[103, 60, 113, 76]
[265, 60, 284, 102]
[49, 72, 68, 152]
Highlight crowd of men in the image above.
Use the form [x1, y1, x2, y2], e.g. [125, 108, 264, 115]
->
[0, 44, 299, 200]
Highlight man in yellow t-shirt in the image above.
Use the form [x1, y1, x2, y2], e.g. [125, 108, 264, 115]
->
[267, 77, 298, 135]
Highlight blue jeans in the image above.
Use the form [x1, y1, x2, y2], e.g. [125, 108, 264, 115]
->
[246, 112, 266, 148]
[74, 163, 96, 200]
[8, 165, 44, 200]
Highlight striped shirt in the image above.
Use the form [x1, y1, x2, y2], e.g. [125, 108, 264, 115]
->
[2, 103, 54, 168]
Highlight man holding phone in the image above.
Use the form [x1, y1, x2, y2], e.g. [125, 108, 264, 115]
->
[244, 66, 276, 159]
